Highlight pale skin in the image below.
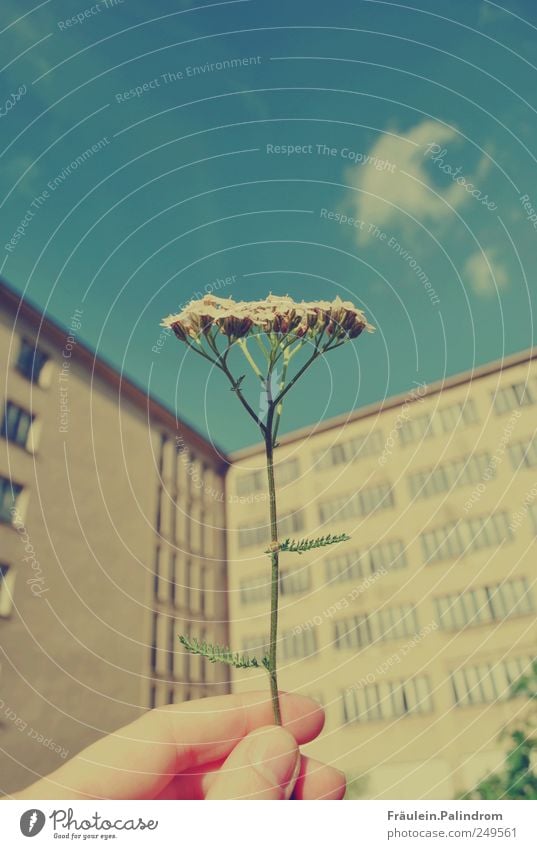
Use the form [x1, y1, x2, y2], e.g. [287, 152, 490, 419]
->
[9, 692, 346, 801]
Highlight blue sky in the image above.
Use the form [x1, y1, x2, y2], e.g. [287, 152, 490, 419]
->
[1, 0, 536, 451]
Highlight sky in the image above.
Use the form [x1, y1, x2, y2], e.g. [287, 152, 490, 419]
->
[1, 0, 536, 451]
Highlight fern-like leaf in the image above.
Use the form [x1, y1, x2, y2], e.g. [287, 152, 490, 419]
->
[179, 635, 269, 670]
[274, 533, 351, 555]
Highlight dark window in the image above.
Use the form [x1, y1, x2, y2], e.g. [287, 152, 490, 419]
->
[0, 476, 23, 523]
[16, 339, 49, 384]
[1, 401, 34, 449]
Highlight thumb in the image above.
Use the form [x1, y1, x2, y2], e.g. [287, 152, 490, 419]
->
[205, 725, 301, 800]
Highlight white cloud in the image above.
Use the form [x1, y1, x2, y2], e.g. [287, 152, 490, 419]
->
[464, 249, 509, 297]
[343, 119, 475, 243]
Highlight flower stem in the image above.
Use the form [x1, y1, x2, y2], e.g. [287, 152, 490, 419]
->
[264, 406, 282, 725]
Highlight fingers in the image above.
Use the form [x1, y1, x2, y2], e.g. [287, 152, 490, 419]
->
[205, 726, 300, 800]
[15, 691, 324, 800]
[292, 756, 346, 800]
[157, 755, 346, 800]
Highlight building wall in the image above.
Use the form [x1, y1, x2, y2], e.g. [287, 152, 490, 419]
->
[0, 302, 229, 795]
[226, 353, 537, 799]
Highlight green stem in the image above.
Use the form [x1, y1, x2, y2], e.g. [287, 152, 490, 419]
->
[264, 404, 282, 726]
[238, 338, 264, 381]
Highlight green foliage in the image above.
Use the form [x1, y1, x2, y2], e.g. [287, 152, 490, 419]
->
[274, 533, 351, 555]
[457, 659, 537, 800]
[179, 635, 270, 671]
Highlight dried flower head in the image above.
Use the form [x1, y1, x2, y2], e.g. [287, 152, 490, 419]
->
[161, 294, 374, 345]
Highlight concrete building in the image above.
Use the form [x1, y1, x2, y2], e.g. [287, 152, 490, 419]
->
[0, 279, 229, 795]
[226, 350, 537, 799]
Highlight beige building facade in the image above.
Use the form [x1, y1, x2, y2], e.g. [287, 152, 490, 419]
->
[0, 279, 229, 794]
[226, 350, 537, 799]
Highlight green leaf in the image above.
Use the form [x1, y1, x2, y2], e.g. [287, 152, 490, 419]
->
[179, 635, 269, 670]
[274, 533, 351, 555]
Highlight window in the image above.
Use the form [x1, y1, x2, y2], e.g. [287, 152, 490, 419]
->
[434, 578, 533, 630]
[237, 509, 304, 549]
[16, 338, 50, 385]
[492, 382, 537, 415]
[325, 538, 407, 583]
[529, 503, 537, 536]
[342, 676, 433, 723]
[508, 435, 537, 470]
[0, 564, 15, 617]
[318, 482, 394, 523]
[313, 430, 384, 470]
[408, 452, 491, 500]
[235, 458, 299, 496]
[450, 655, 533, 706]
[243, 627, 317, 660]
[334, 604, 418, 649]
[437, 399, 479, 431]
[420, 511, 513, 564]
[0, 476, 24, 524]
[399, 412, 434, 446]
[1, 401, 34, 450]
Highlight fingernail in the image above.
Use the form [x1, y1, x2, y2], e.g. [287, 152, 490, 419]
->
[247, 727, 301, 800]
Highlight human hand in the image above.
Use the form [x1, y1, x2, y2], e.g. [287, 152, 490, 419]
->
[12, 691, 346, 800]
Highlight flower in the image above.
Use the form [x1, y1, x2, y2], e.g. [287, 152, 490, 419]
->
[161, 294, 374, 344]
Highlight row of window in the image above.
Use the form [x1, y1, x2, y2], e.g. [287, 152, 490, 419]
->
[237, 510, 304, 549]
[421, 511, 513, 564]
[235, 458, 299, 497]
[398, 400, 479, 447]
[242, 628, 317, 661]
[408, 452, 492, 500]
[239, 566, 310, 604]
[342, 676, 433, 723]
[333, 577, 533, 648]
[435, 578, 533, 630]
[325, 538, 407, 583]
[334, 604, 418, 650]
[318, 482, 394, 524]
[492, 382, 537, 416]
[341, 654, 533, 723]
[450, 655, 532, 707]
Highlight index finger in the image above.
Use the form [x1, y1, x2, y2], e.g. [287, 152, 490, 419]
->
[16, 691, 325, 800]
